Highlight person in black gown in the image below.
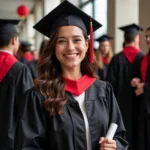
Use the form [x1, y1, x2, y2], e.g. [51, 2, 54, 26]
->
[131, 26, 150, 150]
[95, 34, 113, 80]
[106, 23, 144, 150]
[0, 19, 33, 149]
[18, 41, 38, 79]
[15, 1, 128, 150]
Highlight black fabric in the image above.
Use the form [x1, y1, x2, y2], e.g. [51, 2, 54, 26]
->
[106, 51, 144, 150]
[95, 34, 113, 43]
[136, 63, 150, 150]
[19, 57, 38, 79]
[33, 1, 102, 38]
[119, 23, 143, 35]
[0, 19, 19, 34]
[0, 61, 33, 149]
[97, 64, 109, 81]
[15, 80, 128, 150]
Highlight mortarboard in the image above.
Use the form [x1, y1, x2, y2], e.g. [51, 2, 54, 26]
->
[95, 34, 113, 43]
[20, 41, 32, 48]
[33, 1, 102, 38]
[0, 19, 19, 35]
[119, 23, 143, 35]
[33, 0, 102, 63]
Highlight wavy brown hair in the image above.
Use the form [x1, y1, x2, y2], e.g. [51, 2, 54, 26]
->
[34, 27, 98, 116]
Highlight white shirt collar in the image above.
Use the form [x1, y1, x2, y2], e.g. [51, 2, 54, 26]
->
[0, 50, 13, 55]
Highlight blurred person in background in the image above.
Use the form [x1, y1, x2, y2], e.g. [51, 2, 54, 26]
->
[131, 26, 150, 150]
[0, 19, 33, 149]
[95, 34, 113, 80]
[18, 40, 38, 79]
[106, 23, 144, 150]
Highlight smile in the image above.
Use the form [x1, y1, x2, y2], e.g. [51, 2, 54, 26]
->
[63, 53, 79, 59]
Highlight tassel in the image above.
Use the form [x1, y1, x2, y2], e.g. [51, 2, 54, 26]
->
[89, 17, 94, 63]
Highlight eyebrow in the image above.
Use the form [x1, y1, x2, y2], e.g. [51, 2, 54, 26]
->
[57, 35, 82, 39]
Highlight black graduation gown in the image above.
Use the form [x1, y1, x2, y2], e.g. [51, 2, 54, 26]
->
[97, 64, 109, 81]
[0, 61, 33, 149]
[106, 51, 144, 150]
[136, 58, 150, 150]
[19, 57, 38, 79]
[15, 80, 128, 150]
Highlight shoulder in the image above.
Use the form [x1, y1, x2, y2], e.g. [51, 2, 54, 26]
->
[7, 61, 25, 78]
[24, 87, 45, 105]
[91, 80, 114, 97]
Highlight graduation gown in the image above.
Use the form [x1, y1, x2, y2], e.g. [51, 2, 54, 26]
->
[0, 52, 33, 149]
[136, 54, 150, 150]
[15, 79, 128, 150]
[19, 53, 38, 79]
[106, 49, 144, 150]
[97, 64, 109, 81]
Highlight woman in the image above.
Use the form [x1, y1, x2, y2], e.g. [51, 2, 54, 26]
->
[15, 1, 128, 150]
[131, 26, 150, 150]
[95, 34, 113, 80]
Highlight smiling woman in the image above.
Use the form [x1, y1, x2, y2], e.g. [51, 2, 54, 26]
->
[15, 1, 128, 150]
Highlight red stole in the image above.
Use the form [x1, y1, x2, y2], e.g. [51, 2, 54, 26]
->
[123, 46, 140, 63]
[64, 74, 96, 96]
[0, 52, 17, 82]
[102, 57, 108, 64]
[141, 54, 149, 82]
[23, 53, 33, 62]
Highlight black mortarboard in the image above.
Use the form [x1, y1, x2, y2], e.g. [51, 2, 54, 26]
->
[20, 41, 32, 48]
[0, 19, 19, 35]
[95, 34, 113, 42]
[33, 0, 102, 38]
[119, 23, 143, 35]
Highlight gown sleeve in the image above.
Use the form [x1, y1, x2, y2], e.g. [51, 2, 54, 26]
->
[15, 89, 47, 150]
[15, 66, 34, 113]
[105, 83, 129, 150]
[106, 56, 118, 96]
[143, 83, 150, 114]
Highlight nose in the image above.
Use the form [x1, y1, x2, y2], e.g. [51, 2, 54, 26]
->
[67, 40, 75, 51]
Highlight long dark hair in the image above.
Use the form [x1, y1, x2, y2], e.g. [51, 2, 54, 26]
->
[34, 27, 98, 116]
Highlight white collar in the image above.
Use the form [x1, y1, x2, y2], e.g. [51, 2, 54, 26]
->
[0, 50, 13, 55]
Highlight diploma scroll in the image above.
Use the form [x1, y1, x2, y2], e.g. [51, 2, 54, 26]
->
[105, 123, 118, 139]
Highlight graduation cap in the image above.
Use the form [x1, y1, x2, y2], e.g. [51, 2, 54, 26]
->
[119, 23, 143, 35]
[33, 1, 102, 63]
[20, 41, 32, 48]
[0, 19, 19, 35]
[95, 34, 113, 43]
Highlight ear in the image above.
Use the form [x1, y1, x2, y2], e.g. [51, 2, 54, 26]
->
[11, 36, 18, 45]
[85, 40, 89, 50]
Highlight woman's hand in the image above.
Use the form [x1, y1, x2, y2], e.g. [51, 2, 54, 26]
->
[135, 83, 144, 96]
[99, 137, 117, 150]
[131, 78, 141, 87]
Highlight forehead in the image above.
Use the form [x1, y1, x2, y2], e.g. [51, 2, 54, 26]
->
[58, 26, 84, 37]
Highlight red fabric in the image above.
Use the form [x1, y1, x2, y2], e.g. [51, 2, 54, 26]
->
[64, 74, 96, 96]
[0, 52, 17, 82]
[102, 57, 108, 64]
[141, 54, 149, 82]
[123, 46, 140, 63]
[89, 17, 94, 64]
[23, 53, 33, 62]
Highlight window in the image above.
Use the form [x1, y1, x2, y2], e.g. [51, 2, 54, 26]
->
[80, 0, 107, 49]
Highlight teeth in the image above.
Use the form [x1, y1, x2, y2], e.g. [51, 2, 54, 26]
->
[64, 54, 78, 59]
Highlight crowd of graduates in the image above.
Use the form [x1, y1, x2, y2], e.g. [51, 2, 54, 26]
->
[0, 0, 150, 150]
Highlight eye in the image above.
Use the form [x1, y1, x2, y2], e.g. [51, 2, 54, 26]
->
[74, 39, 82, 43]
[57, 39, 66, 44]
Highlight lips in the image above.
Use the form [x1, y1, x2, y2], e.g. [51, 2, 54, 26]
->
[63, 53, 79, 59]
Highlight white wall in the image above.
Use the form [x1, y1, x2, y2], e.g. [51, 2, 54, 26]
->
[115, 0, 139, 53]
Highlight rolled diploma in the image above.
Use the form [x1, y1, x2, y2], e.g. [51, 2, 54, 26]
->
[105, 123, 118, 139]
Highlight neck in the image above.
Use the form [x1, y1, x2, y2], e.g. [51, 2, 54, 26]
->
[62, 67, 82, 80]
[0, 46, 14, 54]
